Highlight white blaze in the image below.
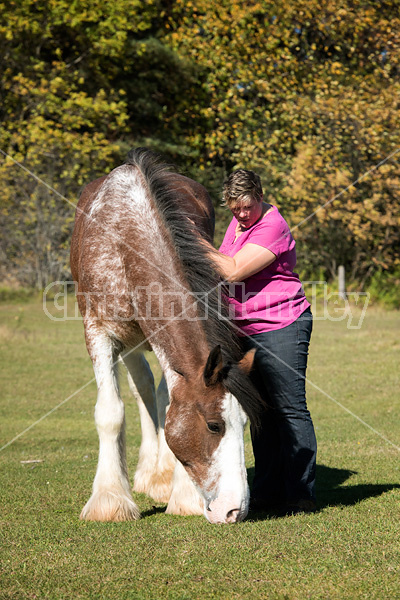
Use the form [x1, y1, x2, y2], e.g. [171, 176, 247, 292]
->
[205, 393, 249, 524]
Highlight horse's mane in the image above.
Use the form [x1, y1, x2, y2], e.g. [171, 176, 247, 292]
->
[125, 147, 263, 426]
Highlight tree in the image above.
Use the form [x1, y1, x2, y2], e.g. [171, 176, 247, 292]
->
[0, 0, 202, 286]
[166, 0, 400, 282]
[1, 0, 399, 290]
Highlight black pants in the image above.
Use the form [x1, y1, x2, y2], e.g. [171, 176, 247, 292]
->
[242, 308, 317, 507]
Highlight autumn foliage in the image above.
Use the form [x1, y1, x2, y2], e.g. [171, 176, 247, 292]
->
[1, 0, 399, 298]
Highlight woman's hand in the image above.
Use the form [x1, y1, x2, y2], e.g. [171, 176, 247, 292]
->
[208, 244, 277, 282]
[188, 215, 276, 282]
[235, 221, 243, 238]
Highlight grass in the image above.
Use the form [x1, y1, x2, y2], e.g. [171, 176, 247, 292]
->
[0, 298, 399, 600]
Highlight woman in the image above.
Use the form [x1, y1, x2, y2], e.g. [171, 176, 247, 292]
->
[203, 169, 317, 515]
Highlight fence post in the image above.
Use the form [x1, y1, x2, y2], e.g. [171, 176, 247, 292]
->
[338, 265, 346, 299]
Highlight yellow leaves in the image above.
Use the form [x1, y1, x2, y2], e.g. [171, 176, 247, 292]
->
[337, 8, 348, 18]
[330, 62, 343, 75]
[1, 0, 399, 284]
[49, 77, 64, 93]
[327, 169, 352, 189]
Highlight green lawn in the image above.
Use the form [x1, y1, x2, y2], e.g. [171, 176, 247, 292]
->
[0, 298, 399, 600]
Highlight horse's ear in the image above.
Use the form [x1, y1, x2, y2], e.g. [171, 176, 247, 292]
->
[204, 345, 225, 387]
[238, 348, 256, 375]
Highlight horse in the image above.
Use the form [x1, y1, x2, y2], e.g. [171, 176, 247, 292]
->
[70, 148, 261, 524]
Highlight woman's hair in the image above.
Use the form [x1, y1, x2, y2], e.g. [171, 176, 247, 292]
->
[222, 169, 263, 207]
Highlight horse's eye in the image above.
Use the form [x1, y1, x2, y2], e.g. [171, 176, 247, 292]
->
[207, 421, 222, 434]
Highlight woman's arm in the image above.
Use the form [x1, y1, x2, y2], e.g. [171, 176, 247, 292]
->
[204, 241, 277, 282]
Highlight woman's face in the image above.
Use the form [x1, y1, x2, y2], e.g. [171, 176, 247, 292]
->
[230, 199, 263, 229]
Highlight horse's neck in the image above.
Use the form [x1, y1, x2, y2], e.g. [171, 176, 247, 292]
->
[129, 253, 210, 376]
[142, 312, 210, 379]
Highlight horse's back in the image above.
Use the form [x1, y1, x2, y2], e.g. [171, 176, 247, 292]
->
[70, 174, 107, 283]
[70, 156, 215, 349]
[71, 162, 214, 284]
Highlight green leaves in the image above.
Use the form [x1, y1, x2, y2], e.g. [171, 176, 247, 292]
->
[1, 0, 399, 290]
[0, 0, 196, 287]
[166, 0, 400, 285]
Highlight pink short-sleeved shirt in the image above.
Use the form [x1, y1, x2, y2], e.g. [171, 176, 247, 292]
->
[219, 205, 310, 334]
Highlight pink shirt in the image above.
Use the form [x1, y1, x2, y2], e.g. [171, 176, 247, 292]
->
[219, 206, 310, 334]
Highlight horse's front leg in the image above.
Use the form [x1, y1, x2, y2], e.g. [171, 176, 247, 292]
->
[81, 330, 140, 522]
[157, 379, 203, 517]
[154, 375, 177, 499]
[123, 354, 174, 502]
[166, 460, 204, 516]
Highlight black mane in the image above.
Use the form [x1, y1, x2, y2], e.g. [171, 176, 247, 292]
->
[125, 147, 263, 426]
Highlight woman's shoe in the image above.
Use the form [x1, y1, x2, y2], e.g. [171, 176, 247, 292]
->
[282, 499, 317, 515]
[249, 497, 283, 512]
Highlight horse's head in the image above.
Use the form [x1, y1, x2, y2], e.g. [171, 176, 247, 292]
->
[165, 345, 256, 524]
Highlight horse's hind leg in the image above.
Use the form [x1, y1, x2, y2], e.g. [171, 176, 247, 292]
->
[81, 330, 140, 522]
[123, 353, 174, 502]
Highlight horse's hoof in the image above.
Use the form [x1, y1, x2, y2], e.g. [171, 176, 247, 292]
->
[165, 498, 204, 516]
[134, 467, 174, 503]
[166, 486, 204, 516]
[80, 490, 140, 522]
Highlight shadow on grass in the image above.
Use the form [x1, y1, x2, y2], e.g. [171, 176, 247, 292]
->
[246, 464, 400, 521]
[141, 505, 169, 518]
[315, 464, 400, 509]
[139, 465, 399, 521]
